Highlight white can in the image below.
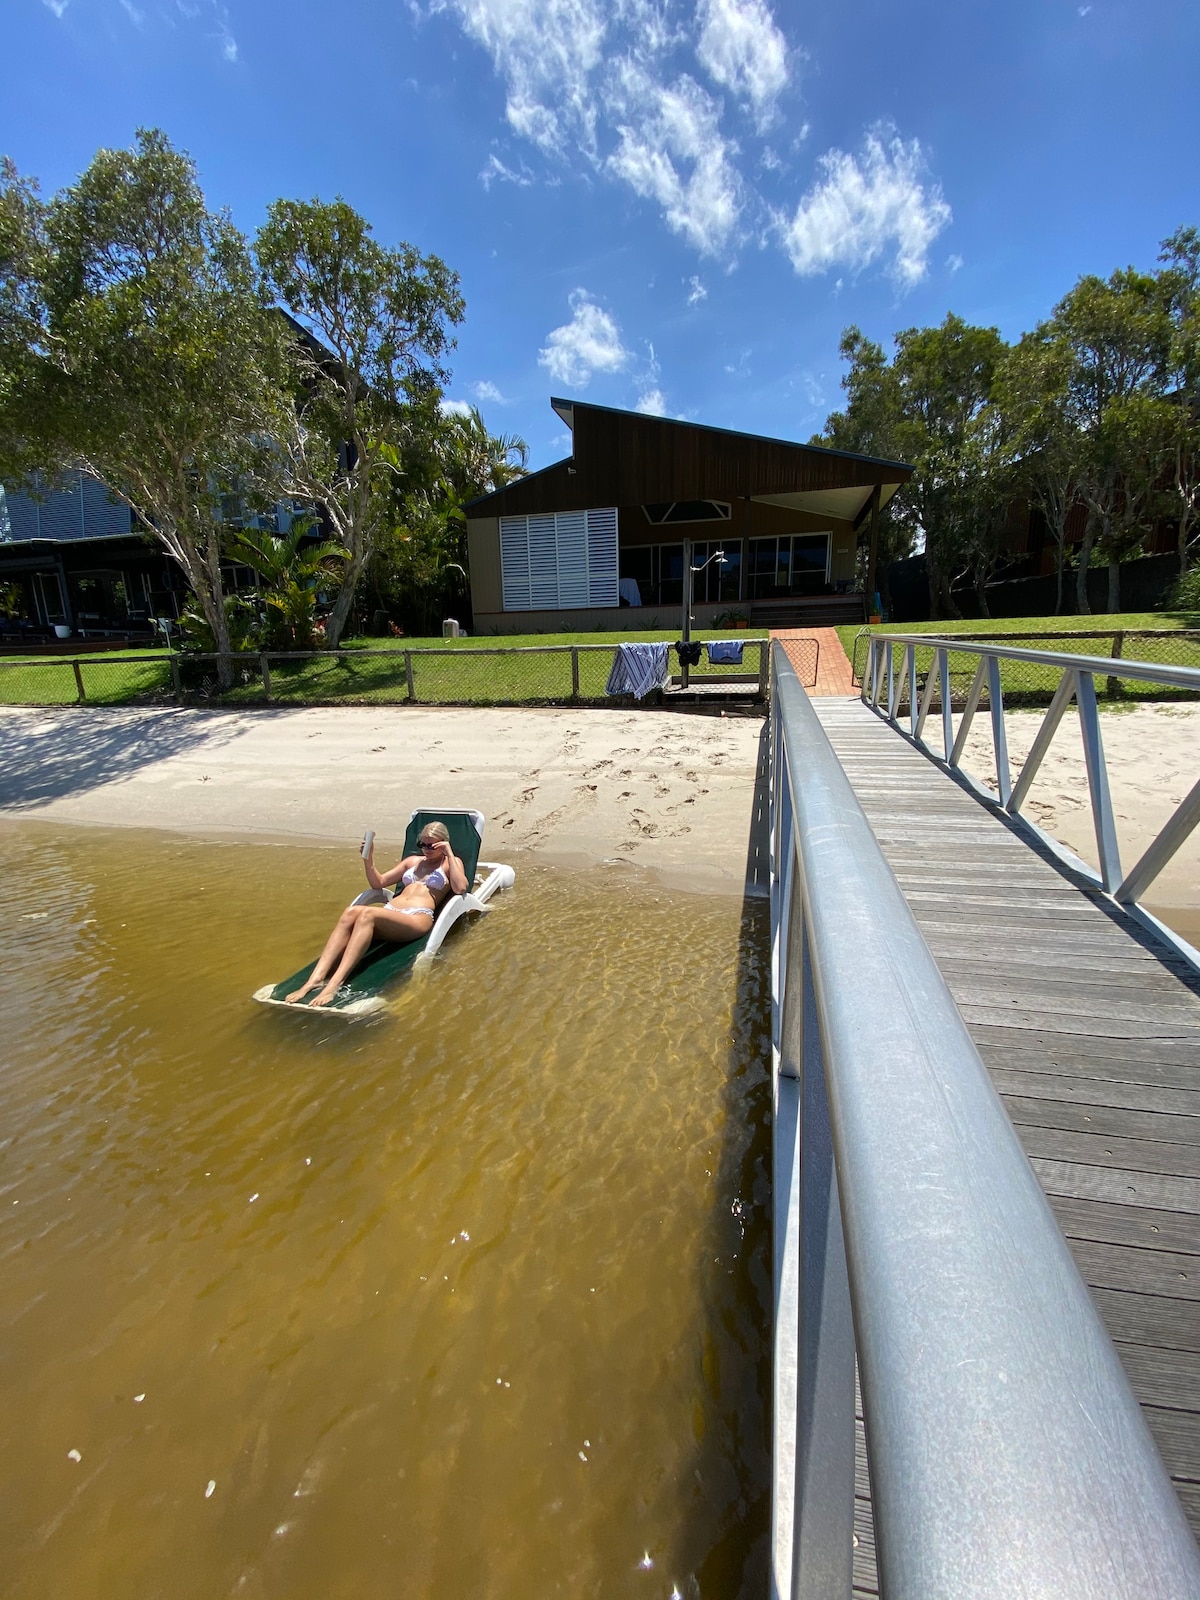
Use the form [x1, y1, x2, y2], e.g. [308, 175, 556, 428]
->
[361, 829, 375, 859]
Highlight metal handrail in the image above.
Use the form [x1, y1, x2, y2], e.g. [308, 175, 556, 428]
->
[768, 639, 1200, 1599]
[861, 631, 1200, 907]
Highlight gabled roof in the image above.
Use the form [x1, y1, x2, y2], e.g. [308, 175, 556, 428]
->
[467, 397, 912, 525]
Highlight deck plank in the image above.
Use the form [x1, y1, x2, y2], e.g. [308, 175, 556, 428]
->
[811, 697, 1200, 1552]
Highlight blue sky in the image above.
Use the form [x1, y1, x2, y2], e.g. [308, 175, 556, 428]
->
[5, 0, 1198, 469]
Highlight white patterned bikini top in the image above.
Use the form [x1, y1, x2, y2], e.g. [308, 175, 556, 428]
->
[400, 865, 447, 891]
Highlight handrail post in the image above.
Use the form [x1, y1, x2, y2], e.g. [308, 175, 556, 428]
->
[906, 643, 917, 736]
[885, 640, 896, 720]
[1076, 670, 1123, 891]
[939, 648, 952, 761]
[986, 654, 1011, 806]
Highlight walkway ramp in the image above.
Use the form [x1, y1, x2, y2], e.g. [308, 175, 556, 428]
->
[816, 695, 1200, 1562]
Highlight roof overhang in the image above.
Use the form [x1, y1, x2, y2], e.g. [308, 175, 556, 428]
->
[753, 483, 901, 525]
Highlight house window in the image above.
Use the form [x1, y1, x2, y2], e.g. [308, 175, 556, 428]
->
[748, 534, 830, 599]
[642, 500, 731, 526]
[620, 540, 743, 606]
[499, 508, 618, 610]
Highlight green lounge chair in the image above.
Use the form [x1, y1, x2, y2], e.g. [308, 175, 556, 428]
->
[254, 808, 514, 1017]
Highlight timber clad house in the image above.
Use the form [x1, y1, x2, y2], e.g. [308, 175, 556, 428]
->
[465, 399, 914, 633]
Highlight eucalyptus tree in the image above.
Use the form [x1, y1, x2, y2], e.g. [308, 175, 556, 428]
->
[994, 330, 1082, 613]
[818, 327, 918, 614]
[1050, 267, 1174, 611]
[0, 158, 48, 483]
[1158, 227, 1200, 574]
[33, 130, 291, 684]
[256, 197, 465, 647]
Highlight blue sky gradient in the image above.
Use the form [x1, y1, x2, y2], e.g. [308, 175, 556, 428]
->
[5, 0, 1198, 467]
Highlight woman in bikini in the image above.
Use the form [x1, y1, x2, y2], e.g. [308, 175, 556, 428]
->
[286, 820, 468, 1007]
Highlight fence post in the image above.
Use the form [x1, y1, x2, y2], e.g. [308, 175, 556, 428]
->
[72, 660, 86, 704]
[170, 656, 182, 701]
[1106, 629, 1124, 698]
[259, 653, 272, 702]
[758, 638, 770, 699]
[571, 645, 580, 700]
[404, 650, 415, 702]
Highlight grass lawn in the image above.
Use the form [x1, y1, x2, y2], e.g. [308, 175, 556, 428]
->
[834, 612, 1200, 706]
[0, 627, 769, 708]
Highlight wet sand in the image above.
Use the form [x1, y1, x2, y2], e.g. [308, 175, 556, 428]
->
[0, 705, 768, 897]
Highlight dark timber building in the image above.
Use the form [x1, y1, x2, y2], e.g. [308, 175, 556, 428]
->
[465, 398, 913, 634]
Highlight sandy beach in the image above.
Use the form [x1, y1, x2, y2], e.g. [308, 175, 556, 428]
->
[0, 704, 769, 897]
[1, 697, 1195, 929]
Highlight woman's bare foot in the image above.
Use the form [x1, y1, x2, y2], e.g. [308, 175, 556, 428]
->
[285, 974, 326, 1004]
[309, 980, 342, 1008]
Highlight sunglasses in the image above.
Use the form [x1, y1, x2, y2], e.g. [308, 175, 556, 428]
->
[418, 839, 437, 849]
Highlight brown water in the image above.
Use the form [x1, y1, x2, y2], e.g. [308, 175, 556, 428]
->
[0, 825, 771, 1600]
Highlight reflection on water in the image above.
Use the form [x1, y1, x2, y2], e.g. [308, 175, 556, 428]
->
[0, 824, 770, 1599]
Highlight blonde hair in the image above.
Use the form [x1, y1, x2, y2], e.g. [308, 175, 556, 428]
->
[419, 820, 450, 843]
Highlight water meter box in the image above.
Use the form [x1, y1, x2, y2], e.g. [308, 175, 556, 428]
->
[442, 618, 461, 638]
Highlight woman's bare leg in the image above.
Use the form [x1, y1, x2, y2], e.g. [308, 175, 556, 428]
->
[285, 905, 368, 1003]
[308, 906, 429, 1008]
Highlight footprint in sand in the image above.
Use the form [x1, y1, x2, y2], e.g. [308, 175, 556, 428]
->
[575, 784, 599, 796]
[618, 790, 632, 799]
[520, 787, 539, 803]
[668, 825, 692, 837]
[617, 768, 633, 778]
[655, 784, 670, 797]
[685, 770, 699, 782]
[585, 759, 613, 776]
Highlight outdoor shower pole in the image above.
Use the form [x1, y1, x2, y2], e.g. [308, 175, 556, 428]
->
[681, 537, 693, 689]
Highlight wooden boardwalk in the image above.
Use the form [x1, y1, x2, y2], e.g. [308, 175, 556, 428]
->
[809, 698, 1200, 1595]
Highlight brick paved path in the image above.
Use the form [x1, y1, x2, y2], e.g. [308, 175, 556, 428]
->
[771, 627, 858, 696]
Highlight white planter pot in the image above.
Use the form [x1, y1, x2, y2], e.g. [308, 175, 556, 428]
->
[54, 624, 72, 639]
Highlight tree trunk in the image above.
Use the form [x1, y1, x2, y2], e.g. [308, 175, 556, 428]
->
[325, 552, 367, 649]
[974, 567, 991, 617]
[1075, 511, 1097, 615]
[1107, 556, 1121, 615]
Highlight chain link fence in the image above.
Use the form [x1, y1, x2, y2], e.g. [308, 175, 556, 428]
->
[0, 638, 773, 709]
[850, 629, 1200, 707]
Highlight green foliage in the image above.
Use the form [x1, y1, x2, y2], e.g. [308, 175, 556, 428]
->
[177, 593, 260, 653]
[256, 196, 466, 646]
[226, 519, 349, 650]
[12, 129, 292, 684]
[0, 579, 26, 619]
[1165, 564, 1200, 611]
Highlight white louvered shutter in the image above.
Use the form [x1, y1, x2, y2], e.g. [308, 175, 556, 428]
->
[555, 510, 589, 608]
[527, 514, 559, 609]
[586, 507, 619, 607]
[499, 516, 531, 611]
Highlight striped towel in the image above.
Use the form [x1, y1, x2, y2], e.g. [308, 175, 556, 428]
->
[605, 642, 670, 700]
[706, 638, 744, 664]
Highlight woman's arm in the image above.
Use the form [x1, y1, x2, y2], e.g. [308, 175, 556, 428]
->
[436, 844, 469, 896]
[378, 856, 418, 889]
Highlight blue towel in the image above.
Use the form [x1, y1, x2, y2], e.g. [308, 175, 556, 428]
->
[605, 642, 670, 700]
[706, 638, 744, 665]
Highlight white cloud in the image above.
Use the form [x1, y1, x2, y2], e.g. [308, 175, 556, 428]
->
[472, 379, 509, 404]
[778, 130, 951, 288]
[440, 398, 476, 417]
[119, 0, 145, 23]
[480, 152, 533, 188]
[696, 0, 789, 128]
[687, 274, 708, 305]
[41, 0, 69, 15]
[947, 252, 963, 274]
[433, 0, 608, 156]
[607, 67, 741, 256]
[538, 290, 630, 388]
[636, 387, 668, 416]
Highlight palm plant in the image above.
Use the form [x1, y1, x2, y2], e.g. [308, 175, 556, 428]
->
[227, 519, 349, 649]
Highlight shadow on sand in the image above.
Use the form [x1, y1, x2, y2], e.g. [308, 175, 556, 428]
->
[0, 706, 258, 811]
